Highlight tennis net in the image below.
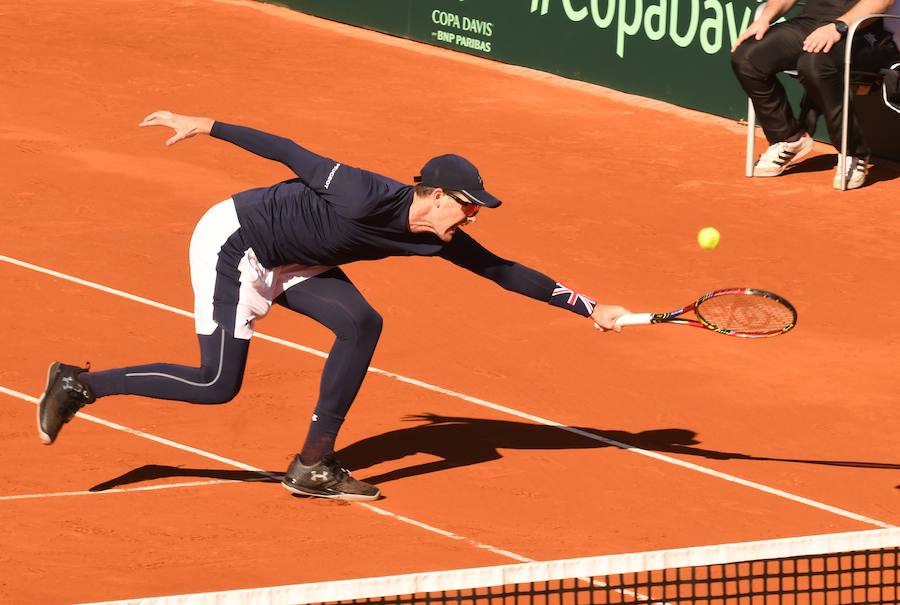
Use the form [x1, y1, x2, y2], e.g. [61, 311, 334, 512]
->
[88, 527, 898, 605]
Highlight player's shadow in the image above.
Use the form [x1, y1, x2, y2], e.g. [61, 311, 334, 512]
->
[88, 413, 900, 491]
[336, 413, 900, 485]
[88, 466, 279, 492]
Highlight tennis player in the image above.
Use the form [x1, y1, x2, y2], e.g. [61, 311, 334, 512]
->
[37, 111, 630, 501]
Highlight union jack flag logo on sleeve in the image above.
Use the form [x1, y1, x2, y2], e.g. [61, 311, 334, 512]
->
[550, 282, 596, 317]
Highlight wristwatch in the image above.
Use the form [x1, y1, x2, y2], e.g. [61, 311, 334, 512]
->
[833, 19, 848, 35]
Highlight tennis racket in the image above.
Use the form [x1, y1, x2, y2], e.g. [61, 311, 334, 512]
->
[611, 288, 797, 338]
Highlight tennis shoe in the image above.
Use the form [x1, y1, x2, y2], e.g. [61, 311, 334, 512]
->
[832, 155, 868, 190]
[753, 133, 813, 177]
[281, 453, 381, 501]
[38, 362, 95, 445]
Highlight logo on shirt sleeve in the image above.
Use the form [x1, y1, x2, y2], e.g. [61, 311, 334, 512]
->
[325, 163, 341, 189]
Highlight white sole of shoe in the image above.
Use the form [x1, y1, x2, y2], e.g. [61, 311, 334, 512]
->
[37, 361, 56, 445]
[753, 165, 788, 177]
[833, 177, 866, 190]
[281, 480, 382, 502]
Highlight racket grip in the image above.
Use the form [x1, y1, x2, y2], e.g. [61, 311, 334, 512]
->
[613, 313, 654, 327]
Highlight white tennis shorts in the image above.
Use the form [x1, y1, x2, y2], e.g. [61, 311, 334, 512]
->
[189, 198, 332, 339]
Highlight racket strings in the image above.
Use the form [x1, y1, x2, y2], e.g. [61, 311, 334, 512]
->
[697, 294, 795, 333]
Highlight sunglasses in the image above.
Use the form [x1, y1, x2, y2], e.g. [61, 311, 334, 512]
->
[443, 191, 480, 217]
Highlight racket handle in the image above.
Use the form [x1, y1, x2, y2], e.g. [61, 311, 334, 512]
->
[613, 313, 654, 327]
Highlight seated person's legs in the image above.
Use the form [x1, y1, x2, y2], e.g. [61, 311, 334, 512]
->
[732, 18, 819, 176]
[797, 47, 864, 188]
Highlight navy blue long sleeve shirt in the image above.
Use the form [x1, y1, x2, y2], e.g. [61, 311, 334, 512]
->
[210, 122, 593, 316]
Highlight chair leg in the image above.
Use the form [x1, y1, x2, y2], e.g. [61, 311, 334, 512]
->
[745, 98, 756, 177]
[839, 31, 853, 192]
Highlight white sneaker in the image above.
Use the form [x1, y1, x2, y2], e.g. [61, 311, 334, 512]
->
[833, 155, 869, 190]
[753, 133, 814, 177]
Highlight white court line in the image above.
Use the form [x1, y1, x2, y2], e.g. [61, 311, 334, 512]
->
[1, 253, 895, 532]
[0, 383, 534, 564]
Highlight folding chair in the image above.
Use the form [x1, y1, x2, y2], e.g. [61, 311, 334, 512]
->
[838, 11, 900, 189]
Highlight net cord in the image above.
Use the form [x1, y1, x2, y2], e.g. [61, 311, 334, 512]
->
[79, 527, 899, 605]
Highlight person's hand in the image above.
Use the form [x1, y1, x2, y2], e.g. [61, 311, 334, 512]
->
[591, 304, 632, 333]
[802, 24, 841, 53]
[139, 111, 214, 146]
[731, 18, 770, 52]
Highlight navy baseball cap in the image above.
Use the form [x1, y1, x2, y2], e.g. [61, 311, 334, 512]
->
[414, 154, 502, 208]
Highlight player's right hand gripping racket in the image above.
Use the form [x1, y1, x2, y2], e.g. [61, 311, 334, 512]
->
[612, 288, 797, 338]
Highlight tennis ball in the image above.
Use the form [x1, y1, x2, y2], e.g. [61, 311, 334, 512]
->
[697, 227, 720, 250]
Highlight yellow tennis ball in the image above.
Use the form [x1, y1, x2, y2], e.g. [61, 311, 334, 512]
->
[697, 227, 720, 250]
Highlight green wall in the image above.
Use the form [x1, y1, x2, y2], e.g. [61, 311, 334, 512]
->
[272, 0, 769, 120]
[264, 0, 898, 160]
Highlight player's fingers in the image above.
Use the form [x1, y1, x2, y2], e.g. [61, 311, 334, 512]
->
[139, 110, 174, 126]
[165, 133, 183, 146]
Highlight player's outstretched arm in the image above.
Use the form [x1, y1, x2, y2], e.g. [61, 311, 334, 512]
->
[143, 114, 338, 186]
[440, 231, 630, 333]
[139, 111, 214, 146]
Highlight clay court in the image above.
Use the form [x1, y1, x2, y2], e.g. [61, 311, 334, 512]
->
[1, 0, 898, 602]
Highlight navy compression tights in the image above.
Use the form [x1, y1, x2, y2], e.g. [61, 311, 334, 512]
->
[83, 269, 383, 463]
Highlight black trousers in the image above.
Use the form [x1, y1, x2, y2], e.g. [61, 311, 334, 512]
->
[731, 17, 869, 156]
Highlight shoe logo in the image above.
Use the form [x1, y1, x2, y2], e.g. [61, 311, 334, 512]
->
[61, 376, 88, 398]
[310, 470, 329, 482]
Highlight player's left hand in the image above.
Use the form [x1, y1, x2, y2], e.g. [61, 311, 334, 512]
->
[802, 24, 841, 53]
[139, 111, 214, 146]
[591, 304, 632, 333]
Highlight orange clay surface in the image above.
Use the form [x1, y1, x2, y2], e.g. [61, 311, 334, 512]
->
[1, 1, 899, 603]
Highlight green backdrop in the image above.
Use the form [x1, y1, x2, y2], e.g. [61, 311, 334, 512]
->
[270, 0, 769, 119]
[266, 0, 899, 160]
